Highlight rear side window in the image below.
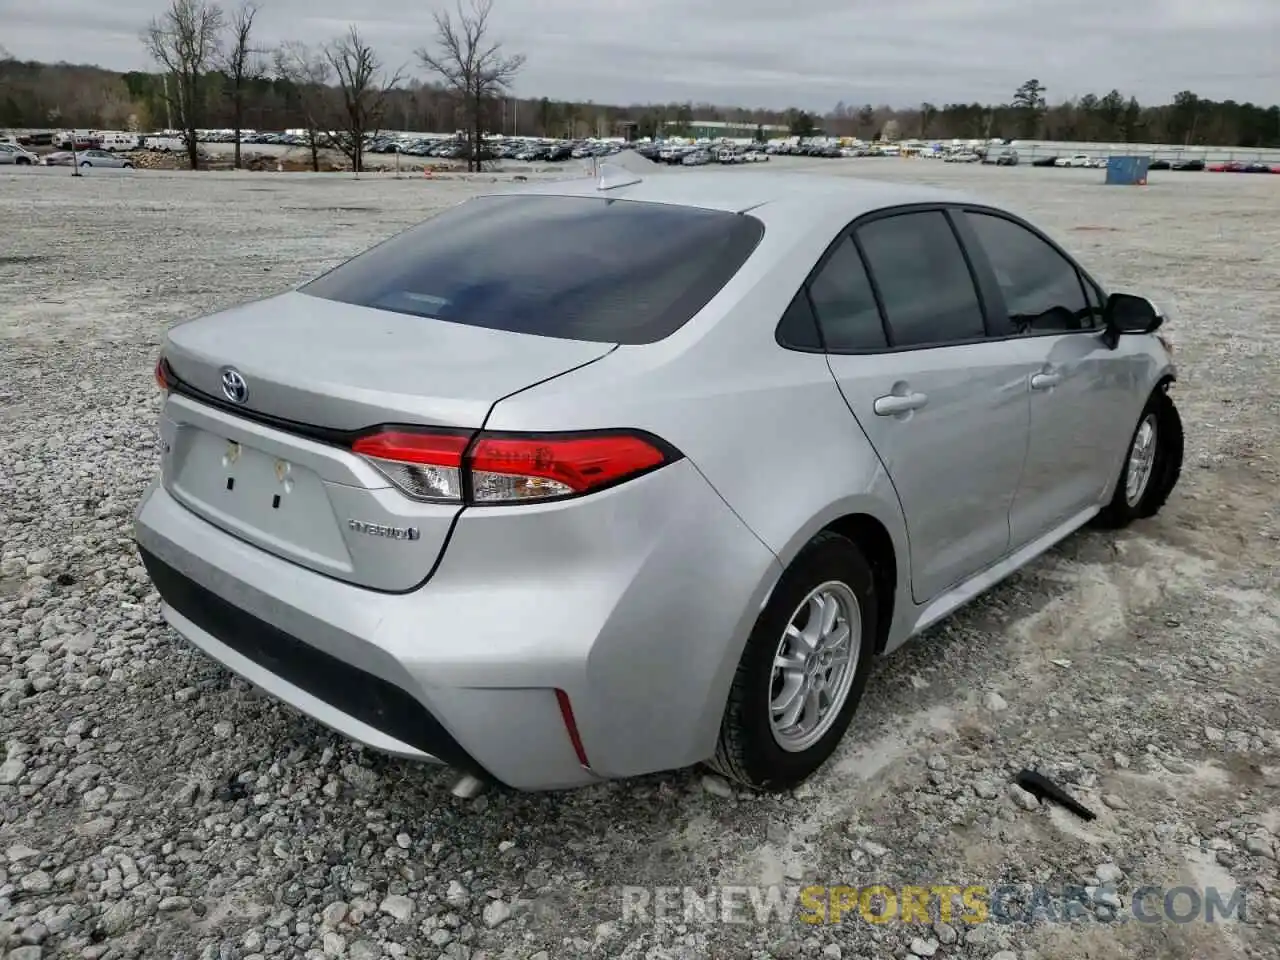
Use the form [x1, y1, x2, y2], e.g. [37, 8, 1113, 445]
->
[806, 236, 887, 351]
[856, 211, 986, 347]
[776, 290, 822, 349]
[300, 194, 765, 344]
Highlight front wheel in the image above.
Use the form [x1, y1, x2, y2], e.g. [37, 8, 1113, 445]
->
[710, 531, 877, 790]
[1096, 385, 1183, 528]
[80, 161, 92, 167]
[122, 162, 134, 169]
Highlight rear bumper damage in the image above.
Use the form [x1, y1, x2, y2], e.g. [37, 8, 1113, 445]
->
[134, 459, 780, 790]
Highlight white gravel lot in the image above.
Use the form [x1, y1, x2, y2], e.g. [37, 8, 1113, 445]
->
[1, 159, 1278, 960]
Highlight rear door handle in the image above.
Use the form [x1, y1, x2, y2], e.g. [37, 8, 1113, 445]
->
[873, 392, 929, 416]
[1030, 372, 1062, 391]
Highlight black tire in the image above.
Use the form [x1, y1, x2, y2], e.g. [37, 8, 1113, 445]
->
[16, 157, 31, 166]
[80, 161, 92, 167]
[123, 163, 134, 169]
[709, 531, 877, 790]
[1096, 384, 1183, 528]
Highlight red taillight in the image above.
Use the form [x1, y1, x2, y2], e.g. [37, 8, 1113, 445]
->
[349, 427, 678, 505]
[351, 429, 472, 503]
[351, 430, 470, 467]
[469, 432, 670, 503]
[155, 356, 172, 393]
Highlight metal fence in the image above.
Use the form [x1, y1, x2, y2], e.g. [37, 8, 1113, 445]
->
[1003, 141, 1280, 164]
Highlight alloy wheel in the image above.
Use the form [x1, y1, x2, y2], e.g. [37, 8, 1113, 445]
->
[769, 581, 861, 752]
[1125, 413, 1158, 507]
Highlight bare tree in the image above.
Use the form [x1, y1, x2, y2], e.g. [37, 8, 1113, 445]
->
[143, 0, 224, 169]
[220, 1, 262, 169]
[417, 0, 525, 172]
[274, 41, 332, 171]
[324, 26, 402, 174]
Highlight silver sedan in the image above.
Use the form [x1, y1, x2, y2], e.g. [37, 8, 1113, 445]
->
[45, 149, 135, 169]
[0, 143, 39, 165]
[135, 169, 1182, 791]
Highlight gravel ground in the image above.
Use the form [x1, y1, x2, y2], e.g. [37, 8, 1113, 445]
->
[1, 159, 1278, 960]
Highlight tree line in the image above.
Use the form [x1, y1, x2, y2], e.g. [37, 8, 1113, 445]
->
[788, 79, 1278, 149]
[3, 9, 1279, 170]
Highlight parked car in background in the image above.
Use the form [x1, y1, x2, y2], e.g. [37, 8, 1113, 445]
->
[0, 143, 38, 165]
[1208, 162, 1260, 173]
[137, 171, 1182, 793]
[74, 149, 135, 169]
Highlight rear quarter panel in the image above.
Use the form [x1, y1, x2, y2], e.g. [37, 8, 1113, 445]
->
[482, 204, 914, 648]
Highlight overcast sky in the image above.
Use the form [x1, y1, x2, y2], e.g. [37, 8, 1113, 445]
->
[3, 0, 1278, 110]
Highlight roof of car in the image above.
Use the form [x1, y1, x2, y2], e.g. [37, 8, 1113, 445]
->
[511, 168, 976, 219]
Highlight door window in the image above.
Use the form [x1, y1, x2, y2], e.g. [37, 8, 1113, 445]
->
[1082, 275, 1105, 327]
[965, 212, 1094, 333]
[856, 212, 986, 347]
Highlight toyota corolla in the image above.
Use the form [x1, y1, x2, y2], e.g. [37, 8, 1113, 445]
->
[135, 169, 1182, 791]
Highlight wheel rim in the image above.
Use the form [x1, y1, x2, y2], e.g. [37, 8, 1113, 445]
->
[1124, 413, 1158, 507]
[769, 581, 861, 753]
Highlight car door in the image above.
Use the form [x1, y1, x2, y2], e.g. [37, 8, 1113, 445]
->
[956, 208, 1136, 546]
[814, 209, 1031, 604]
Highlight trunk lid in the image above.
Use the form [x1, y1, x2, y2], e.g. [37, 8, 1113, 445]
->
[158, 291, 615, 591]
[163, 291, 615, 430]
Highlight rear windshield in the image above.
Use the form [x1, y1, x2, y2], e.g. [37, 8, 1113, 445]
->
[300, 194, 765, 344]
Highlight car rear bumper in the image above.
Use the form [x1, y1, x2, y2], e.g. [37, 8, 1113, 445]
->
[134, 459, 780, 790]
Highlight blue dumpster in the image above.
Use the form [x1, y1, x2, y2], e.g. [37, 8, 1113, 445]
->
[1106, 156, 1151, 185]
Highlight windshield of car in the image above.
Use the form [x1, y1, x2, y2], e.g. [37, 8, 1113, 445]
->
[300, 194, 765, 344]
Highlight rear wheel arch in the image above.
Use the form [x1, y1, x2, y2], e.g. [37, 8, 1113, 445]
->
[709, 529, 879, 788]
[766, 502, 906, 656]
[704, 508, 901, 771]
[822, 513, 897, 654]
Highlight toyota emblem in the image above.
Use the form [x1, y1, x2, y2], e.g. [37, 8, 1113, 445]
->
[220, 366, 249, 404]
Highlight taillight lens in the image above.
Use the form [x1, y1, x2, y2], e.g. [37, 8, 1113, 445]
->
[350, 428, 678, 505]
[469, 432, 671, 503]
[351, 430, 471, 503]
[155, 356, 172, 393]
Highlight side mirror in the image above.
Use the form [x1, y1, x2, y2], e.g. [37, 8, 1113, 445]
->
[1102, 293, 1163, 347]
